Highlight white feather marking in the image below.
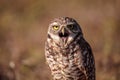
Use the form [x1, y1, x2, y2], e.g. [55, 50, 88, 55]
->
[51, 22, 59, 25]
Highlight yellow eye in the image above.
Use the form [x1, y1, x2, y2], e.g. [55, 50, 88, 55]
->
[53, 26, 59, 30]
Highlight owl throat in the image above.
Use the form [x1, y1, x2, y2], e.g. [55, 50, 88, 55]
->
[47, 32, 81, 48]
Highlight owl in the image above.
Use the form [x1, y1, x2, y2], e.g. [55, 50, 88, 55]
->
[45, 17, 95, 80]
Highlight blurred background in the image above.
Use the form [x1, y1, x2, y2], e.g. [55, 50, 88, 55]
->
[0, 0, 120, 80]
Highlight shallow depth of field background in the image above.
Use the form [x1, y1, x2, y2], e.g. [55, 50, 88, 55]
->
[0, 0, 120, 80]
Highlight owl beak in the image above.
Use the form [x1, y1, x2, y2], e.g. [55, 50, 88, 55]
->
[59, 28, 69, 44]
[60, 28, 69, 37]
[61, 28, 65, 35]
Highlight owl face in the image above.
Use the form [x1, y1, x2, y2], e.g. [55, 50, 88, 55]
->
[48, 17, 83, 47]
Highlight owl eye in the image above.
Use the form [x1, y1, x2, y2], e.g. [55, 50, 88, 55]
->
[53, 25, 59, 30]
[67, 24, 76, 30]
[67, 25, 73, 29]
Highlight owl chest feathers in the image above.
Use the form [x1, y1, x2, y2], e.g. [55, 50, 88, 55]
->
[45, 36, 86, 79]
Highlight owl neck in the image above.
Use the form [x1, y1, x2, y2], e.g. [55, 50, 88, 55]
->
[47, 32, 83, 49]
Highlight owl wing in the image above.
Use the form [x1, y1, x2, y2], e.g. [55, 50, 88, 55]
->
[74, 38, 95, 80]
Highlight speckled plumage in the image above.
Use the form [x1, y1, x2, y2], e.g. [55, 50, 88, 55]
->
[45, 17, 95, 80]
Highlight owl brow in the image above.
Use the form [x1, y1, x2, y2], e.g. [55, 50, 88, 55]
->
[51, 22, 60, 26]
[51, 24, 60, 28]
[67, 22, 75, 25]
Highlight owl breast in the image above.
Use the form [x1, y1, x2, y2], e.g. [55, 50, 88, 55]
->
[45, 36, 86, 80]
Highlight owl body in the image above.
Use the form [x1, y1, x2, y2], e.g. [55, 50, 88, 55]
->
[45, 17, 95, 80]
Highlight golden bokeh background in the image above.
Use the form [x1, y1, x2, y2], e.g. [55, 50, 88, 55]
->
[0, 0, 120, 80]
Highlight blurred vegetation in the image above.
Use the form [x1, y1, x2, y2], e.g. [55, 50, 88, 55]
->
[0, 0, 120, 80]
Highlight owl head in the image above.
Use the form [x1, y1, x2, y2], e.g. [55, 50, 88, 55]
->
[47, 17, 83, 47]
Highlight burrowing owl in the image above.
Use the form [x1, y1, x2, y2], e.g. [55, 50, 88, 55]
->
[45, 17, 95, 80]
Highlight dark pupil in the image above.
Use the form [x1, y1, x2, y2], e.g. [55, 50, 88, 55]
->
[55, 26, 58, 28]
